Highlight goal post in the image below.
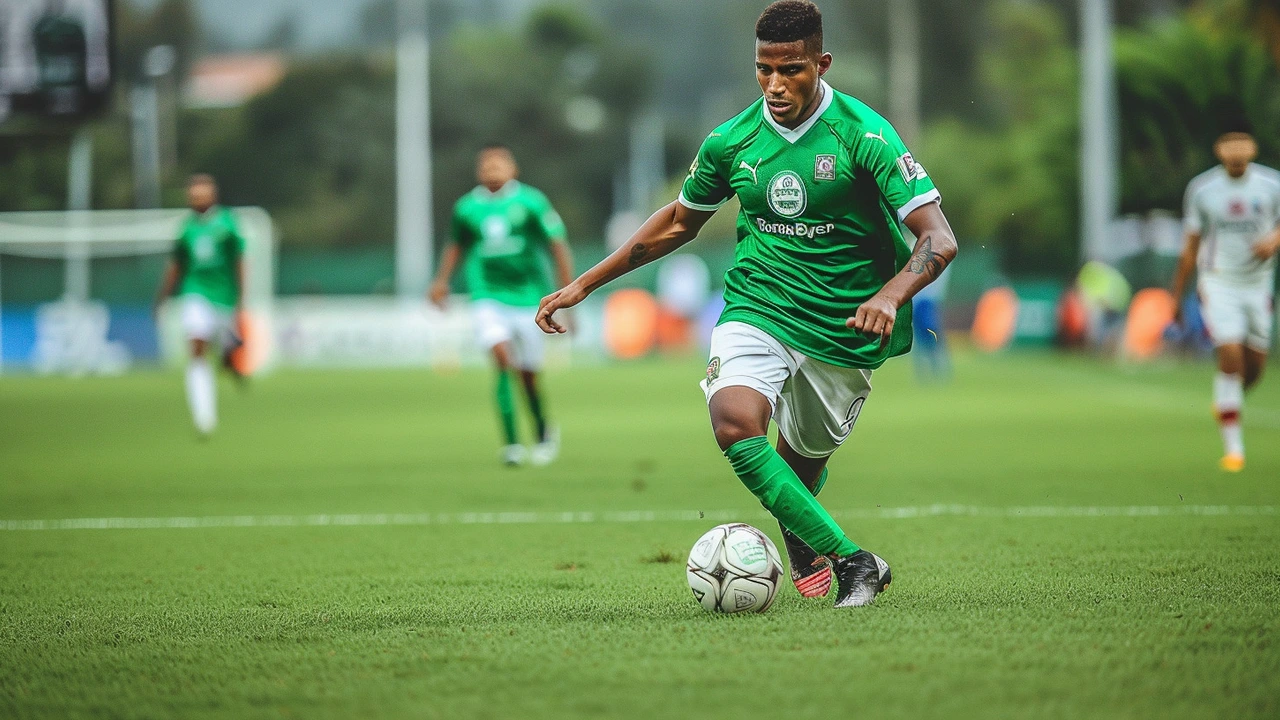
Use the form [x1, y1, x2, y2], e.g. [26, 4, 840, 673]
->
[0, 207, 276, 375]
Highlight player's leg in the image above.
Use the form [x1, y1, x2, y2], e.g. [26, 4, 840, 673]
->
[509, 305, 558, 466]
[1213, 343, 1246, 470]
[473, 300, 523, 465]
[774, 435, 833, 598]
[1201, 283, 1249, 470]
[775, 356, 888, 607]
[703, 323, 864, 592]
[179, 297, 218, 436]
[1243, 347, 1267, 391]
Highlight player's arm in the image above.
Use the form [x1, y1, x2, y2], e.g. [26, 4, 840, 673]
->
[429, 206, 471, 309]
[1170, 230, 1201, 322]
[1171, 181, 1206, 323]
[153, 242, 188, 319]
[536, 201, 714, 333]
[847, 202, 958, 343]
[428, 243, 463, 309]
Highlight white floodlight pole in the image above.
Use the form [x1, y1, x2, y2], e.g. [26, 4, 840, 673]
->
[1080, 0, 1119, 262]
[65, 129, 93, 303]
[887, 0, 921, 146]
[395, 0, 433, 299]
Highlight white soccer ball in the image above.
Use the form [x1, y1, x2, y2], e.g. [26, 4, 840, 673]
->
[686, 523, 784, 613]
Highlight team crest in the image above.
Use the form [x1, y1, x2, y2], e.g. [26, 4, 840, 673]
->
[766, 171, 807, 218]
[706, 356, 721, 383]
[896, 152, 928, 182]
[814, 154, 836, 181]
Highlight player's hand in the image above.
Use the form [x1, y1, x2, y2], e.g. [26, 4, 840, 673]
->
[428, 281, 450, 309]
[537, 282, 588, 334]
[1251, 236, 1280, 262]
[846, 293, 898, 345]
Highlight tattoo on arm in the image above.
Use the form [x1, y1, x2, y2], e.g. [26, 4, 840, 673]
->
[628, 243, 649, 268]
[907, 235, 947, 279]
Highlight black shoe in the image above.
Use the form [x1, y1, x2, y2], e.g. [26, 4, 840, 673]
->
[832, 549, 891, 608]
[779, 524, 832, 598]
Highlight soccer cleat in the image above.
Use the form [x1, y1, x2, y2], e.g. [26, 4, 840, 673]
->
[530, 425, 560, 467]
[778, 524, 832, 598]
[501, 444, 527, 467]
[1219, 453, 1245, 472]
[831, 549, 891, 608]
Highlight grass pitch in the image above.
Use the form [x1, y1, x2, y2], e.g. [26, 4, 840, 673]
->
[1, 352, 1278, 719]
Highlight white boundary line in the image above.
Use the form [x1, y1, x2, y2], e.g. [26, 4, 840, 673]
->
[0, 505, 1273, 531]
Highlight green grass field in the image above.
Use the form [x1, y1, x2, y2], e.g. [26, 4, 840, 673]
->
[2, 352, 1278, 719]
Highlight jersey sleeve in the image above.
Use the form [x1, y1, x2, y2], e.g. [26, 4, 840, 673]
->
[1183, 181, 1205, 234]
[852, 122, 940, 223]
[526, 190, 568, 244]
[678, 131, 733, 211]
[450, 201, 475, 250]
[224, 210, 247, 259]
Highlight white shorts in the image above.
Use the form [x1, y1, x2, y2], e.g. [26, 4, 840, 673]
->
[1199, 278, 1274, 352]
[472, 299, 544, 370]
[700, 321, 872, 459]
[180, 295, 236, 344]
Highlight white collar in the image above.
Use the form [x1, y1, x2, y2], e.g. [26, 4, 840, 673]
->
[762, 79, 833, 144]
[475, 180, 519, 199]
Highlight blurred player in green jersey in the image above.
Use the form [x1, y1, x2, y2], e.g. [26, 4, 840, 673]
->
[153, 174, 247, 437]
[431, 145, 575, 467]
[537, 0, 957, 607]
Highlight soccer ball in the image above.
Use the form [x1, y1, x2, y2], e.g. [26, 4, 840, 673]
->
[686, 523, 784, 613]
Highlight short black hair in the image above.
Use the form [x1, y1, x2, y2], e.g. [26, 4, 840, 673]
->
[187, 173, 216, 188]
[480, 142, 512, 154]
[1215, 109, 1254, 139]
[756, 0, 823, 54]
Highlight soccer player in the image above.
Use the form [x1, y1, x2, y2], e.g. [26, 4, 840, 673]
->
[430, 145, 575, 467]
[536, 0, 957, 608]
[1171, 120, 1280, 472]
[153, 174, 247, 437]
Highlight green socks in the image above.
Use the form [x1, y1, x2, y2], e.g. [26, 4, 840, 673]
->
[495, 371, 517, 445]
[724, 437, 859, 557]
[811, 467, 829, 496]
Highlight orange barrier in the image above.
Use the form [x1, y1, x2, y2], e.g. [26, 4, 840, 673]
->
[1122, 288, 1177, 360]
[971, 287, 1019, 352]
[603, 289, 659, 359]
[1057, 288, 1088, 346]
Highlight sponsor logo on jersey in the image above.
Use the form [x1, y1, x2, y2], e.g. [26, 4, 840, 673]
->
[865, 129, 887, 145]
[754, 216, 835, 239]
[896, 152, 928, 183]
[766, 170, 807, 218]
[1229, 198, 1245, 217]
[739, 158, 763, 185]
[814, 154, 836, 181]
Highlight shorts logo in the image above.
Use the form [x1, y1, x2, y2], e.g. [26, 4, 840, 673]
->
[706, 356, 721, 383]
[896, 152, 928, 183]
[814, 154, 836, 181]
[766, 170, 807, 218]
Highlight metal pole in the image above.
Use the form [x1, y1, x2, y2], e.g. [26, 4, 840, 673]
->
[131, 82, 162, 208]
[887, 0, 922, 145]
[1080, 0, 1119, 262]
[629, 112, 664, 215]
[65, 129, 93, 302]
[395, 0, 433, 298]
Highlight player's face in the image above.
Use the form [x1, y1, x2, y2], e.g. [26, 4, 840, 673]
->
[755, 40, 831, 128]
[476, 150, 518, 192]
[187, 182, 217, 213]
[1214, 135, 1257, 178]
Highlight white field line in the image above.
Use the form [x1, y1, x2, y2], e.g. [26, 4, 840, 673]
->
[0, 505, 1274, 531]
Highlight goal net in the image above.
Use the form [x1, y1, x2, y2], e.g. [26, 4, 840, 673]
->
[0, 207, 275, 375]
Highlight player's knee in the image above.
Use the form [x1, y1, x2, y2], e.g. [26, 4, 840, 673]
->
[190, 339, 207, 358]
[712, 417, 765, 452]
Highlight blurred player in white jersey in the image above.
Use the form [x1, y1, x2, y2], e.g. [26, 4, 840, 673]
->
[1171, 120, 1280, 472]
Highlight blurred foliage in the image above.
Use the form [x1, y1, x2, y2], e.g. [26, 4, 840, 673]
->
[3, 0, 1280, 277]
[1114, 7, 1280, 213]
[920, 1, 1080, 274]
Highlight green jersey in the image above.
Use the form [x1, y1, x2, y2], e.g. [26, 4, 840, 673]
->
[173, 206, 245, 309]
[451, 180, 567, 307]
[680, 81, 940, 369]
